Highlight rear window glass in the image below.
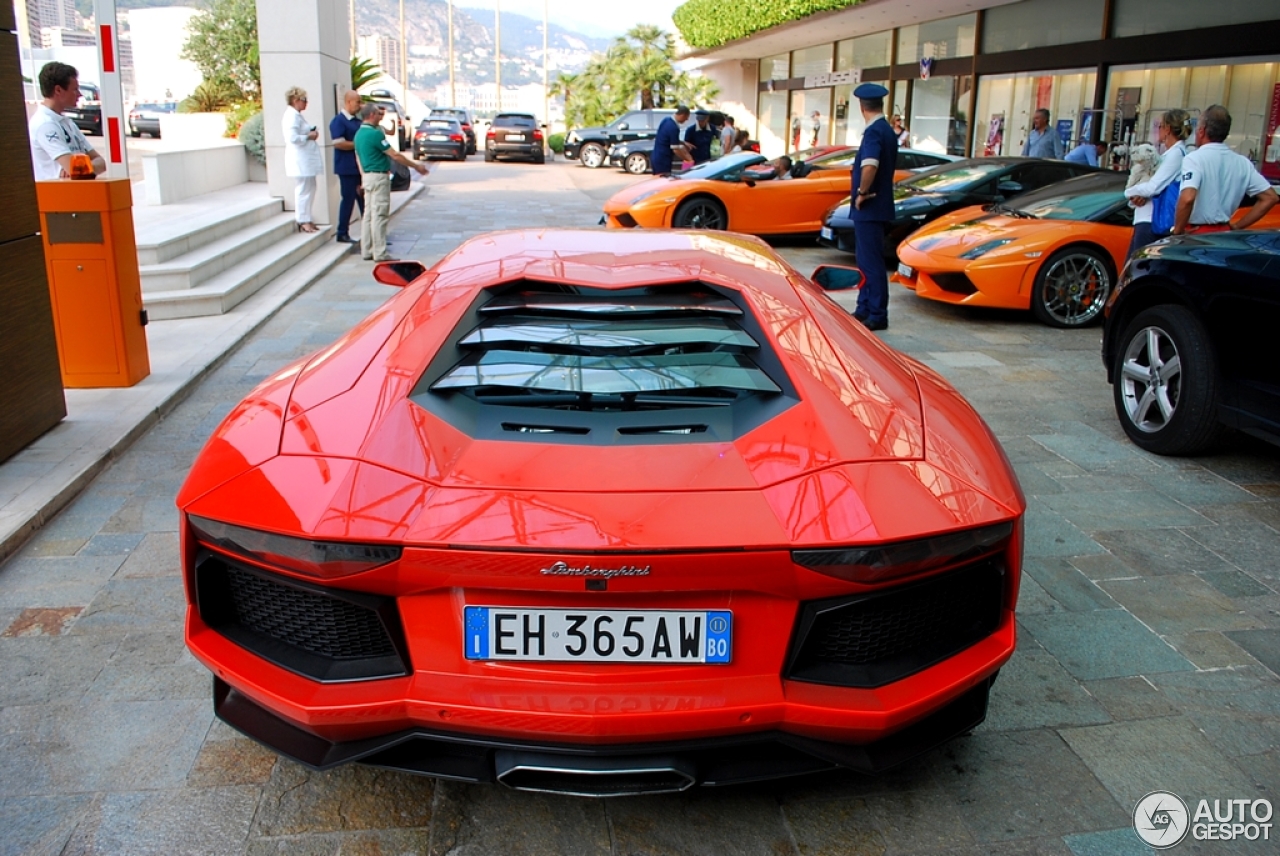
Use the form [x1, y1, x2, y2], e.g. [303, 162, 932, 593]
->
[494, 114, 536, 128]
[425, 120, 455, 129]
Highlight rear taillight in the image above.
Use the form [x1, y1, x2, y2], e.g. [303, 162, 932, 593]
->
[188, 515, 402, 580]
[792, 521, 1015, 585]
[486, 130, 495, 139]
[450, 133, 463, 142]
[533, 129, 544, 140]
[415, 131, 426, 140]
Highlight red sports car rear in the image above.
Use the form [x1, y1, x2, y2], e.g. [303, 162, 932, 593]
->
[178, 229, 1024, 795]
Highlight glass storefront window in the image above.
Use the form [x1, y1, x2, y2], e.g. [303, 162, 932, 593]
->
[836, 31, 892, 73]
[982, 0, 1104, 54]
[897, 13, 977, 64]
[1108, 61, 1279, 163]
[760, 53, 790, 82]
[972, 70, 1097, 156]
[1112, 0, 1280, 39]
[789, 89, 833, 152]
[908, 75, 973, 156]
[758, 90, 789, 158]
[792, 45, 833, 79]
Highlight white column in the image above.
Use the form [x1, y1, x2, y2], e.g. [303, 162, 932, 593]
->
[257, 0, 350, 226]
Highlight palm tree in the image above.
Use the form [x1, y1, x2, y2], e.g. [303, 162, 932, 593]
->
[351, 57, 381, 92]
[670, 72, 720, 111]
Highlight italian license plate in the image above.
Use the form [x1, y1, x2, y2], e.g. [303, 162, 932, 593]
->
[506, 134, 526, 141]
[820, 227, 833, 240]
[464, 607, 731, 664]
[429, 134, 448, 141]
[897, 263, 914, 279]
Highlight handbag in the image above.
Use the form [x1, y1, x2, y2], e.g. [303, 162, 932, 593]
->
[1150, 176, 1180, 237]
[390, 159, 411, 191]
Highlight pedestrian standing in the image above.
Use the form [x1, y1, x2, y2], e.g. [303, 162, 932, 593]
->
[810, 110, 821, 147]
[651, 106, 691, 176]
[1173, 105, 1277, 235]
[1021, 109, 1064, 159]
[849, 82, 898, 331]
[1125, 109, 1190, 257]
[282, 87, 323, 233]
[355, 102, 428, 262]
[720, 115, 736, 156]
[684, 109, 715, 165]
[329, 89, 365, 244]
[28, 61, 106, 180]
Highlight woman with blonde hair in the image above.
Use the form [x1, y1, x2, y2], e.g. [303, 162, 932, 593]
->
[282, 86, 323, 233]
[1126, 108, 1192, 258]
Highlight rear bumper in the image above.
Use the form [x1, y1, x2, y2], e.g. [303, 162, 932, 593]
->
[416, 142, 464, 159]
[214, 671, 995, 787]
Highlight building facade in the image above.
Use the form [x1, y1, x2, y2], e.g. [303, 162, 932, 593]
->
[688, 0, 1280, 178]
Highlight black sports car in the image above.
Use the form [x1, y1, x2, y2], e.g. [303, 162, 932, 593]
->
[820, 157, 1100, 260]
[1103, 229, 1280, 455]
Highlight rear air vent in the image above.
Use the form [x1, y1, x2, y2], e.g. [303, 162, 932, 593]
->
[410, 281, 798, 444]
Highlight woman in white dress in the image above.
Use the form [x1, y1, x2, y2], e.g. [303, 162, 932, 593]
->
[282, 87, 322, 233]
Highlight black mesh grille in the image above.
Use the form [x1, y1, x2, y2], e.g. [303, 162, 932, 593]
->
[932, 273, 977, 295]
[195, 553, 409, 683]
[787, 561, 1003, 688]
[225, 566, 395, 660]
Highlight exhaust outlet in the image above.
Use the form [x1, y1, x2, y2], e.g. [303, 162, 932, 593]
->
[494, 750, 697, 797]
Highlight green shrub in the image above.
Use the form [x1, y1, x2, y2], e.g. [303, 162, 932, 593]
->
[548, 132, 565, 154]
[673, 0, 859, 49]
[238, 111, 266, 164]
[225, 100, 261, 137]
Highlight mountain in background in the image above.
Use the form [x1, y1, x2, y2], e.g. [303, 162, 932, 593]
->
[90, 0, 613, 89]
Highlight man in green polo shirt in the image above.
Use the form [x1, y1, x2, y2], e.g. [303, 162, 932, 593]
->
[355, 102, 428, 261]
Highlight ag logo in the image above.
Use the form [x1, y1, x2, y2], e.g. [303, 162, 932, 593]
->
[1134, 791, 1190, 848]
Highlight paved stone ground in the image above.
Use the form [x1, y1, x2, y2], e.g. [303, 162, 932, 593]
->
[1, 157, 1277, 855]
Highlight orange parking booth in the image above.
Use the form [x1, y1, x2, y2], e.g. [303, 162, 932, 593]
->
[35, 177, 149, 388]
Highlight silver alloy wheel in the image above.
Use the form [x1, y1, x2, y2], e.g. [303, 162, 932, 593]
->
[674, 199, 726, 230]
[625, 153, 649, 175]
[1119, 324, 1182, 434]
[580, 144, 606, 168]
[1036, 252, 1110, 326]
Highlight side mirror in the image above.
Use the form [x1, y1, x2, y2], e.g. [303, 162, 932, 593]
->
[811, 265, 864, 291]
[743, 178, 756, 187]
[997, 180, 1023, 195]
[617, 122, 630, 131]
[372, 260, 426, 287]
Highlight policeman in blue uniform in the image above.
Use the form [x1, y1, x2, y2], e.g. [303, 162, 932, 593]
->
[684, 109, 716, 164]
[849, 82, 898, 330]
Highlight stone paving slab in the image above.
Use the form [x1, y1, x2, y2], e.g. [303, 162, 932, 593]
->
[0, 158, 1277, 853]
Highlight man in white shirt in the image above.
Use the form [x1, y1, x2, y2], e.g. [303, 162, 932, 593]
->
[1174, 105, 1277, 235]
[28, 62, 106, 181]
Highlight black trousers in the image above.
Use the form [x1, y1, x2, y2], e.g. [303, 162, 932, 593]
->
[337, 173, 364, 238]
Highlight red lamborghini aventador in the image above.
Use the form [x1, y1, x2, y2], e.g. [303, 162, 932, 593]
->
[178, 229, 1025, 796]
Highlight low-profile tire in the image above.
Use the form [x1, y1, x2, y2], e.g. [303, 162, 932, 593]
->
[533, 150, 545, 164]
[1030, 246, 1112, 328]
[129, 127, 141, 138]
[1112, 304, 1224, 455]
[484, 147, 495, 162]
[580, 143, 606, 169]
[624, 152, 649, 175]
[672, 197, 727, 230]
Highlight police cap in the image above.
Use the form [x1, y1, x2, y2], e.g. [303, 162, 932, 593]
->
[854, 82, 888, 100]
[693, 108, 709, 116]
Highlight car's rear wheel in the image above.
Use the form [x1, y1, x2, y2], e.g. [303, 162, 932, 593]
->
[485, 147, 495, 163]
[672, 197, 727, 230]
[1113, 304, 1223, 455]
[1031, 246, 1112, 327]
[580, 143, 606, 169]
[624, 153, 649, 175]
[129, 127, 140, 138]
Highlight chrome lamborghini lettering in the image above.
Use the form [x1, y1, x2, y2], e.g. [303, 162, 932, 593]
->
[539, 560, 651, 578]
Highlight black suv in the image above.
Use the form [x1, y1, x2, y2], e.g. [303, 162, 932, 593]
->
[485, 113, 544, 164]
[564, 109, 678, 168]
[430, 107, 477, 154]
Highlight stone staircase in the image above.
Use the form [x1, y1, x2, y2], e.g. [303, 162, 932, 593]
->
[132, 184, 334, 321]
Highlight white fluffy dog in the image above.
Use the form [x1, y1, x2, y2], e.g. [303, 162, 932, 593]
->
[1126, 143, 1159, 189]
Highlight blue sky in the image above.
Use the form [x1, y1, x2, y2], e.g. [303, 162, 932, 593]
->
[461, 1, 687, 40]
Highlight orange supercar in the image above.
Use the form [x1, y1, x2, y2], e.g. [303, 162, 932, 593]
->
[602, 152, 855, 235]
